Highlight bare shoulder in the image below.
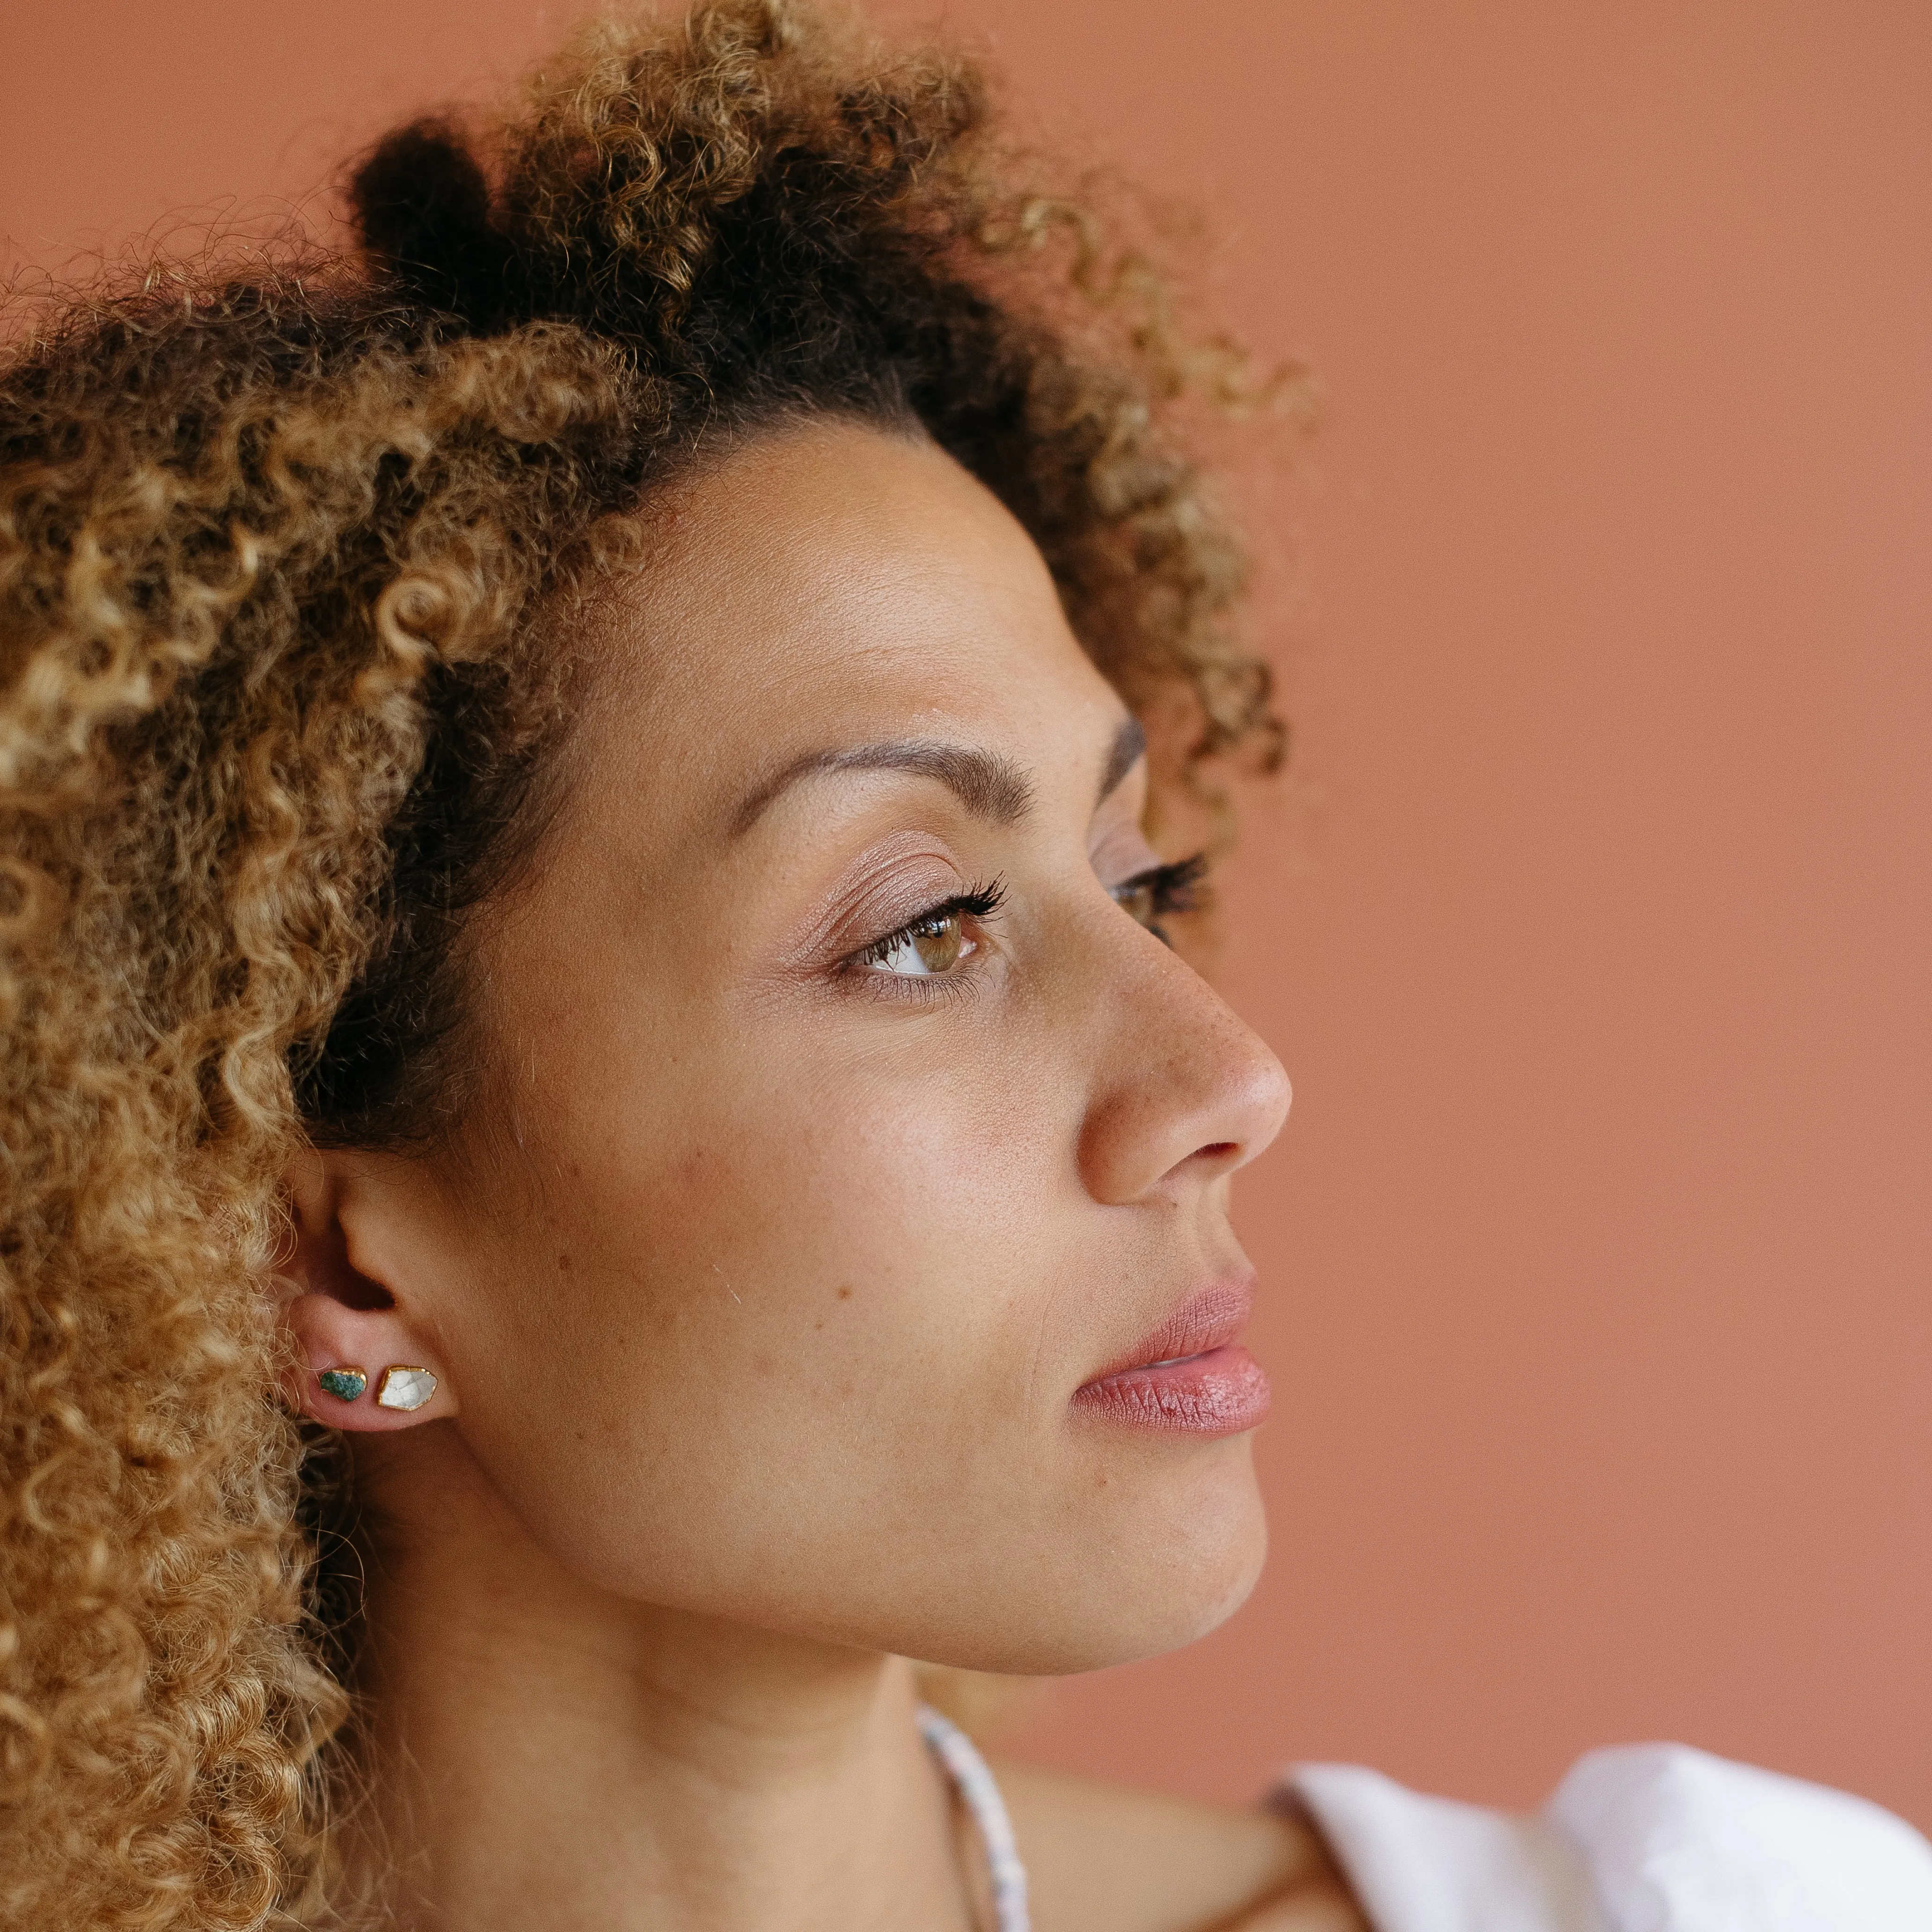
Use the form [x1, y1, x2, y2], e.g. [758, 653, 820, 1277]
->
[994, 1758, 1371, 1932]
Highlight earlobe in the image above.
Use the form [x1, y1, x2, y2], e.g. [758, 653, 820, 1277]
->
[284, 1293, 457, 1429]
[278, 1152, 458, 1430]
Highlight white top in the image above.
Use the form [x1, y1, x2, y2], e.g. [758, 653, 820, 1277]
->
[1284, 1744, 1932, 1932]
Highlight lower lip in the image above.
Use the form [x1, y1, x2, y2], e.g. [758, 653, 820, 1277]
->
[1070, 1345, 1271, 1438]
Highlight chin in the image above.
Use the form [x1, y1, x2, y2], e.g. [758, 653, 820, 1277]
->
[910, 1444, 1272, 1678]
[1087, 1473, 1271, 1668]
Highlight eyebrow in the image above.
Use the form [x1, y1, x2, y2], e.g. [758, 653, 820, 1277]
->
[729, 739, 1034, 835]
[728, 712, 1146, 838]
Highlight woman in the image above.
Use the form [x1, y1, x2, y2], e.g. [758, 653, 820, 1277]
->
[1, 4, 1926, 1928]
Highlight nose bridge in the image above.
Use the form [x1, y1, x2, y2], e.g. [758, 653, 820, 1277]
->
[1072, 913, 1292, 1206]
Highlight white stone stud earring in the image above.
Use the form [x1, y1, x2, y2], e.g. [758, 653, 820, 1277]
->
[375, 1365, 438, 1412]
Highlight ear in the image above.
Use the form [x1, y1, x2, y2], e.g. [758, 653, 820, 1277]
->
[277, 1148, 459, 1431]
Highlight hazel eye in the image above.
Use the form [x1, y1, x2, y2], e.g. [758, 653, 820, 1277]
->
[1112, 878, 1161, 931]
[850, 880, 1004, 981]
[1110, 851, 1210, 945]
[840, 879, 1002, 990]
[862, 904, 981, 973]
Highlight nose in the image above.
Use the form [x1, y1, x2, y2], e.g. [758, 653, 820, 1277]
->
[1075, 928, 1292, 1207]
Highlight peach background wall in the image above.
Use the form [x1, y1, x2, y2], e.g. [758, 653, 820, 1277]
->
[6, 0, 1928, 1831]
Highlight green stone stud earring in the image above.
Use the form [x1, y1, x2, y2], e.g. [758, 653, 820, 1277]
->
[376, 1365, 438, 1412]
[317, 1365, 368, 1402]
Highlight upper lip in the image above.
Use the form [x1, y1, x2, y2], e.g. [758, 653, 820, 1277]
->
[1076, 1270, 1256, 1388]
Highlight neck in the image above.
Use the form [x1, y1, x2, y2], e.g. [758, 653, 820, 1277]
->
[338, 1426, 982, 1932]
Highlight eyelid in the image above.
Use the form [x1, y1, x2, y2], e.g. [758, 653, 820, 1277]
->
[840, 879, 1006, 972]
[789, 835, 973, 962]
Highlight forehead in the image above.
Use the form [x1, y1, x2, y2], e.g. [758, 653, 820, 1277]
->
[578, 421, 1121, 816]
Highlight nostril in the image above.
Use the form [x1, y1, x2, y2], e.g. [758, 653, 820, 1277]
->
[1196, 1141, 1240, 1162]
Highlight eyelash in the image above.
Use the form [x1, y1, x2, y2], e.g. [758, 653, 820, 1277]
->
[842, 880, 1008, 999]
[839, 849, 1209, 1000]
[1111, 851, 1210, 944]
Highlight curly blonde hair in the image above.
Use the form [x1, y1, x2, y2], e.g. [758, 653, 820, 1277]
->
[0, 3, 1281, 1923]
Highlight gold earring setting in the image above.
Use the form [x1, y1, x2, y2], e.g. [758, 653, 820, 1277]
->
[376, 1366, 438, 1412]
[317, 1366, 368, 1402]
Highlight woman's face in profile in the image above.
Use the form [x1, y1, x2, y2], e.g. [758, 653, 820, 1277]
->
[337, 421, 1291, 1675]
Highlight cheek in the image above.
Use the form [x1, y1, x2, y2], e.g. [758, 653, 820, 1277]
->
[657, 1022, 1068, 1364]
[434, 1000, 1266, 1670]
[447, 1021, 1067, 1557]
[675, 1054, 1051, 1281]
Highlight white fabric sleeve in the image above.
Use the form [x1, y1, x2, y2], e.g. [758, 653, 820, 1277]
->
[1285, 1763, 1608, 1932]
[1281, 1745, 1932, 1932]
[1549, 1744, 1932, 1932]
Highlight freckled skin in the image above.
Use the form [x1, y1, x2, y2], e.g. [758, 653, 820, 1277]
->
[277, 424, 1352, 1932]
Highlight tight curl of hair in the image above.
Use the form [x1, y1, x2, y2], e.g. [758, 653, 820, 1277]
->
[0, 3, 1284, 1924]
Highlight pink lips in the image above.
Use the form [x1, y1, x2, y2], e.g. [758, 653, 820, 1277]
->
[1070, 1275, 1270, 1438]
